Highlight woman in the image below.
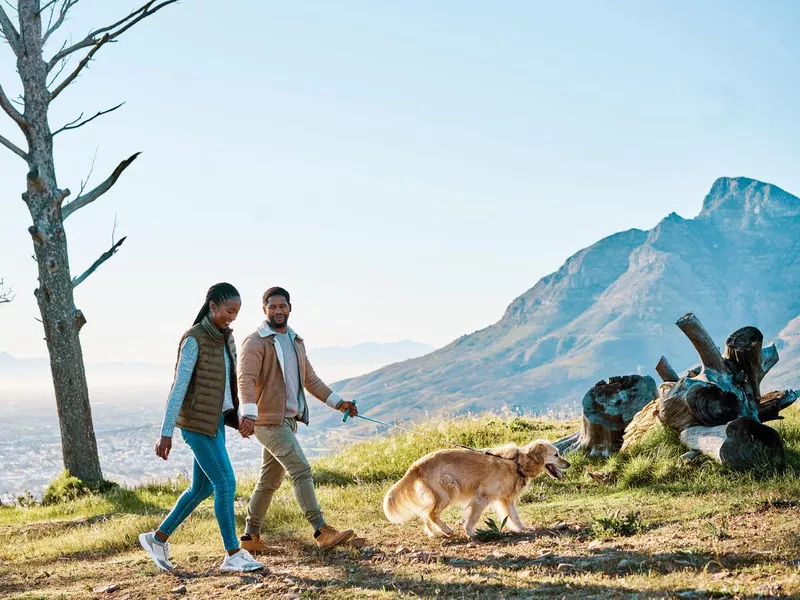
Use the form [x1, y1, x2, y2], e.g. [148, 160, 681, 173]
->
[139, 283, 263, 573]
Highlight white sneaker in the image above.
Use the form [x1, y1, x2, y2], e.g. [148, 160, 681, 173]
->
[220, 548, 264, 572]
[139, 531, 174, 572]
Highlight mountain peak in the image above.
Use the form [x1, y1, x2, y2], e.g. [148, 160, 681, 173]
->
[700, 177, 800, 223]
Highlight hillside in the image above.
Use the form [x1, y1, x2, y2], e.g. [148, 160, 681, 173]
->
[2, 410, 800, 599]
[332, 177, 800, 426]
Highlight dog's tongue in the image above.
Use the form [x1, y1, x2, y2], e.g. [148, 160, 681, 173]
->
[546, 464, 564, 480]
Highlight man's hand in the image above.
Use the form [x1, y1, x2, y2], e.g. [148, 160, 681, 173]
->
[338, 401, 358, 418]
[239, 416, 255, 438]
[155, 436, 172, 461]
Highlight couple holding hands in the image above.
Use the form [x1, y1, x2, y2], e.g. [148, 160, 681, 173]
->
[139, 284, 358, 573]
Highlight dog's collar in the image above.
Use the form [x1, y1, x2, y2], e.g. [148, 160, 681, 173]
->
[512, 455, 528, 482]
[484, 450, 528, 482]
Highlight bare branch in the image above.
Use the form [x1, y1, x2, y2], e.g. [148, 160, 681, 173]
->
[0, 132, 28, 160]
[0, 82, 28, 132]
[78, 145, 99, 197]
[0, 278, 14, 304]
[42, 0, 80, 47]
[46, 41, 70, 88]
[53, 102, 124, 135]
[49, 33, 109, 100]
[48, 0, 178, 71]
[111, 213, 118, 245]
[72, 236, 127, 288]
[0, 5, 20, 56]
[38, 0, 59, 16]
[62, 152, 140, 219]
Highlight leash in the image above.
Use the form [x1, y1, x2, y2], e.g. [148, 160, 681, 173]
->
[341, 399, 528, 480]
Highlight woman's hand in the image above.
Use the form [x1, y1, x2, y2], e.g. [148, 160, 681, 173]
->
[239, 417, 255, 438]
[155, 436, 172, 460]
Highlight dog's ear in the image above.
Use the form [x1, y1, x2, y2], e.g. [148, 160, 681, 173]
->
[524, 440, 549, 463]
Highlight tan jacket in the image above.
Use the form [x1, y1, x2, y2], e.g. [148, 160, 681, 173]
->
[237, 322, 343, 426]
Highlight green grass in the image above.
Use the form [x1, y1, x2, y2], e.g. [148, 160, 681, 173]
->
[3, 409, 800, 599]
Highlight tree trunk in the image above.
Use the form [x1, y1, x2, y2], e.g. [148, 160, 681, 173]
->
[555, 375, 658, 457]
[679, 417, 784, 470]
[18, 0, 102, 481]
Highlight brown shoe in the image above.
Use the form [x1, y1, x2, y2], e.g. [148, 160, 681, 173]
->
[240, 533, 268, 554]
[315, 525, 355, 550]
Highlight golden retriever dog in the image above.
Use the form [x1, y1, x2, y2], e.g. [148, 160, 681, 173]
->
[383, 440, 569, 539]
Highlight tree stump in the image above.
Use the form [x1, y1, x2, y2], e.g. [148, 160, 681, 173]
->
[680, 417, 784, 469]
[658, 314, 770, 430]
[555, 375, 657, 457]
[622, 313, 796, 467]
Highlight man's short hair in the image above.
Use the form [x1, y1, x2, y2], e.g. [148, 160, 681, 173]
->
[263, 286, 290, 306]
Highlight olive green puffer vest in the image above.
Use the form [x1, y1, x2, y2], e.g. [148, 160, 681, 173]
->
[174, 319, 240, 436]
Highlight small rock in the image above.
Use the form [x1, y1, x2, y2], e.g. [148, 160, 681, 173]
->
[241, 576, 259, 584]
[92, 585, 120, 594]
[360, 545, 378, 555]
[171, 585, 186, 595]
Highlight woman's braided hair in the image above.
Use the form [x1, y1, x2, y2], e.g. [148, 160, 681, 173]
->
[193, 282, 240, 325]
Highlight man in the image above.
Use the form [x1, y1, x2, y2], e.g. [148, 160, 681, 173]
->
[237, 286, 359, 551]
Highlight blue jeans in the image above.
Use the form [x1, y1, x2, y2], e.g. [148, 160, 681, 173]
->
[158, 416, 238, 551]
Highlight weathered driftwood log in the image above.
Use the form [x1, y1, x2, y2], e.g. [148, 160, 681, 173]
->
[655, 356, 679, 383]
[758, 390, 800, 423]
[680, 417, 784, 469]
[555, 375, 657, 457]
[622, 314, 796, 465]
[623, 388, 799, 452]
[658, 314, 772, 430]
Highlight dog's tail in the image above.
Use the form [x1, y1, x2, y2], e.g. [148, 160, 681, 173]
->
[383, 468, 426, 523]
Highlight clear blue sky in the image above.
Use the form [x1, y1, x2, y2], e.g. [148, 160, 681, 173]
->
[1, 0, 798, 364]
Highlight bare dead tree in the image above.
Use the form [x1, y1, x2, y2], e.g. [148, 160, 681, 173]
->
[0, 0, 177, 482]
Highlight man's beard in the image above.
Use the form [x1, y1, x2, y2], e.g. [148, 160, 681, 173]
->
[268, 315, 288, 330]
